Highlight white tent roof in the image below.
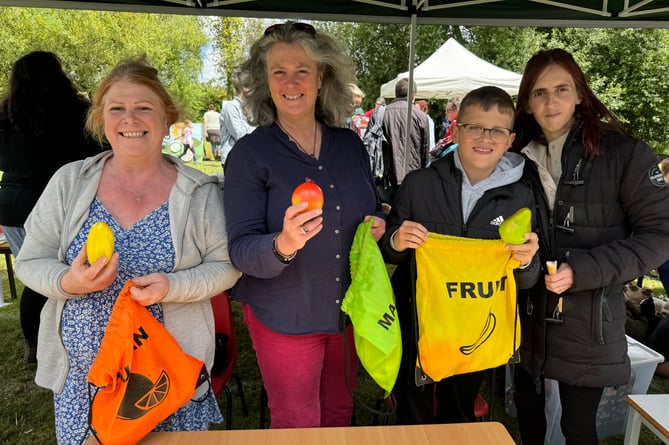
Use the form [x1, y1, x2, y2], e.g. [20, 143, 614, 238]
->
[380, 38, 523, 100]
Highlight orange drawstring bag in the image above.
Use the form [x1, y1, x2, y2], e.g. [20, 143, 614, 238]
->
[87, 280, 208, 445]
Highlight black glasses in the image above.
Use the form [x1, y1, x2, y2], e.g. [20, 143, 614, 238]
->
[264, 22, 316, 37]
[457, 123, 513, 143]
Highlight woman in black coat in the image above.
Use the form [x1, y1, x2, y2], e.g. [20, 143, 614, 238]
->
[0, 51, 100, 362]
[511, 48, 669, 445]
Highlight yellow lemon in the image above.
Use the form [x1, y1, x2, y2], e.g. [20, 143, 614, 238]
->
[87, 221, 114, 266]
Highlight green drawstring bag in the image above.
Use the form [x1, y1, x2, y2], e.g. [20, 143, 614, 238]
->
[342, 218, 401, 396]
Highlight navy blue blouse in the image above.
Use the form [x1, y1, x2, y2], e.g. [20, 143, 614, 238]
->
[224, 123, 384, 335]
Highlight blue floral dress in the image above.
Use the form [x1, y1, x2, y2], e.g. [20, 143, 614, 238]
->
[55, 198, 222, 445]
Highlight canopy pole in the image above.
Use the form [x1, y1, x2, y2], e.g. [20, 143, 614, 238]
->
[402, 12, 418, 185]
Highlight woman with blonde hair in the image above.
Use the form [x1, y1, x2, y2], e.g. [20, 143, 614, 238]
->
[16, 55, 240, 444]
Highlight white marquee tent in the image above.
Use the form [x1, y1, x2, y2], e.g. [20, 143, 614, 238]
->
[380, 38, 523, 100]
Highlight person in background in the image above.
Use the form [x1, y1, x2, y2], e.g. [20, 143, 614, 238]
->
[382, 86, 540, 425]
[0, 51, 102, 364]
[349, 83, 368, 138]
[512, 48, 669, 445]
[15, 55, 240, 444]
[365, 96, 385, 119]
[416, 99, 435, 149]
[429, 96, 462, 163]
[203, 103, 221, 161]
[350, 84, 365, 115]
[179, 119, 197, 163]
[224, 21, 386, 429]
[219, 79, 255, 168]
[370, 77, 430, 204]
[438, 96, 461, 143]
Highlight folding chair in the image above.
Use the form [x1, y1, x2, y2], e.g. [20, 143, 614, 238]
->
[210, 291, 248, 429]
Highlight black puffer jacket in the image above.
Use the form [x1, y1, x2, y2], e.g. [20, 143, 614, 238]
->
[518, 123, 669, 388]
[381, 152, 541, 383]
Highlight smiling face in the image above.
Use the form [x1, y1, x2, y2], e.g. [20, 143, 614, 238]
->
[266, 42, 322, 125]
[453, 104, 515, 185]
[103, 79, 169, 159]
[527, 64, 582, 142]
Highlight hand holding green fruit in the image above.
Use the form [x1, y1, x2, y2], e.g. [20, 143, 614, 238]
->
[499, 207, 531, 245]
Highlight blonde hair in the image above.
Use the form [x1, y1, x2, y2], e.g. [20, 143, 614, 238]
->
[86, 55, 179, 145]
[349, 83, 365, 99]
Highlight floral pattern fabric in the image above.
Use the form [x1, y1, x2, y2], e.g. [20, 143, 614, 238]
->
[55, 198, 222, 445]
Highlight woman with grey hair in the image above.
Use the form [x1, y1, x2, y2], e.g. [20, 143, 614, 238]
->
[224, 21, 386, 428]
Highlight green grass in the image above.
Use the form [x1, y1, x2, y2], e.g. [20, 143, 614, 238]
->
[1, 172, 668, 443]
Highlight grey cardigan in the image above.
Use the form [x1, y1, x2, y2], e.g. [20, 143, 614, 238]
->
[16, 151, 241, 396]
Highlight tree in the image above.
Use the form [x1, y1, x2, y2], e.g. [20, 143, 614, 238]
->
[321, 22, 457, 111]
[322, 21, 669, 153]
[546, 28, 669, 152]
[209, 17, 265, 98]
[0, 7, 206, 120]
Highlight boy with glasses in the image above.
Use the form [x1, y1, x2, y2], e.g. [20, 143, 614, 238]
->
[381, 85, 541, 424]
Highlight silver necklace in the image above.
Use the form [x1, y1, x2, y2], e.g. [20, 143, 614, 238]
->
[278, 120, 318, 158]
[119, 185, 146, 202]
[112, 164, 149, 202]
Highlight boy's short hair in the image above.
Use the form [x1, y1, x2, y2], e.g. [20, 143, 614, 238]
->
[459, 86, 515, 122]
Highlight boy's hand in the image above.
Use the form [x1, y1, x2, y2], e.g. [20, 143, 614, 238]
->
[505, 232, 539, 267]
[392, 220, 429, 251]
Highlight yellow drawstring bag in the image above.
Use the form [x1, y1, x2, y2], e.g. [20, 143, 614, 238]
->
[414, 233, 520, 384]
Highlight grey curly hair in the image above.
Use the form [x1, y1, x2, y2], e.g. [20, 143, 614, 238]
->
[236, 21, 357, 128]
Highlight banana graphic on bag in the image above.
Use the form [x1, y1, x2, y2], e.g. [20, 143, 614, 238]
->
[459, 311, 496, 355]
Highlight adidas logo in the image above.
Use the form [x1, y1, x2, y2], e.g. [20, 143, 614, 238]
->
[490, 215, 504, 226]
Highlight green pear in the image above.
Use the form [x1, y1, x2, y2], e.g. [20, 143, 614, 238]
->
[499, 207, 531, 245]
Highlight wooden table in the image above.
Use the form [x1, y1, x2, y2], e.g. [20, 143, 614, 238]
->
[624, 394, 669, 445]
[87, 422, 516, 445]
[0, 241, 17, 300]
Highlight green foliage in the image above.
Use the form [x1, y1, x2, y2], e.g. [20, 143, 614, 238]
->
[4, 8, 669, 154]
[468, 26, 548, 74]
[321, 22, 669, 154]
[545, 28, 669, 152]
[0, 7, 206, 121]
[209, 17, 265, 97]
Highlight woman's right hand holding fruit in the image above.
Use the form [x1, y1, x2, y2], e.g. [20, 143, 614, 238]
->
[275, 203, 323, 258]
[61, 246, 119, 295]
